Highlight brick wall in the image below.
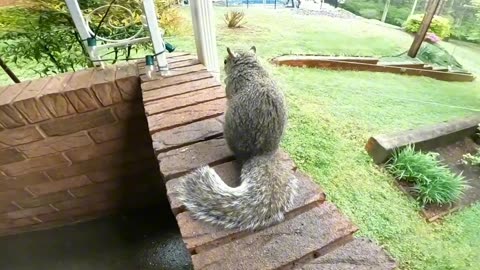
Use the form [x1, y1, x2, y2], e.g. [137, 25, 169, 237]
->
[0, 63, 163, 236]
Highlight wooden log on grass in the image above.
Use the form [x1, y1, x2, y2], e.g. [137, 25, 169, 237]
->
[272, 57, 476, 82]
[365, 115, 480, 164]
[272, 55, 379, 65]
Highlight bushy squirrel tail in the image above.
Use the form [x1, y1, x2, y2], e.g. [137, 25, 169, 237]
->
[177, 155, 297, 230]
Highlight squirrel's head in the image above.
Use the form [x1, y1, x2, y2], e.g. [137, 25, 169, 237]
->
[224, 46, 257, 73]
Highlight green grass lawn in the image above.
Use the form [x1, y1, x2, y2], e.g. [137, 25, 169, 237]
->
[168, 7, 480, 270]
[2, 6, 480, 270]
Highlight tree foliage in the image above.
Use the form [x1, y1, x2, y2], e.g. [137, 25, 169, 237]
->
[341, 0, 480, 43]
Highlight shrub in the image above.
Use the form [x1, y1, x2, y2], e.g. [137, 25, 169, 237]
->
[462, 151, 480, 166]
[155, 0, 185, 35]
[404, 14, 452, 39]
[224, 10, 246, 28]
[417, 42, 463, 70]
[387, 145, 468, 206]
[462, 125, 480, 165]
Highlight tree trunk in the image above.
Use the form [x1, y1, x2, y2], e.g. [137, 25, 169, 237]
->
[381, 0, 391, 22]
[408, 0, 441, 57]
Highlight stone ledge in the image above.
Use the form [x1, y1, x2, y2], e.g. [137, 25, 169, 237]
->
[152, 117, 224, 154]
[165, 150, 326, 254]
[146, 98, 226, 133]
[143, 77, 221, 103]
[141, 70, 212, 91]
[139, 55, 394, 270]
[294, 238, 397, 270]
[175, 169, 326, 253]
[144, 86, 225, 115]
[158, 138, 234, 180]
[191, 202, 357, 270]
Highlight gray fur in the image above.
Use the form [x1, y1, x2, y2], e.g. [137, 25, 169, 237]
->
[177, 48, 297, 230]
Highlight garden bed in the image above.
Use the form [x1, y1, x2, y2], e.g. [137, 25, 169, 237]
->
[366, 115, 480, 221]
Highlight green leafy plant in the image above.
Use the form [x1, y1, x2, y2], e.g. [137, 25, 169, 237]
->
[224, 10, 246, 28]
[417, 42, 464, 71]
[387, 145, 468, 206]
[404, 14, 452, 39]
[0, 0, 184, 76]
[462, 152, 480, 166]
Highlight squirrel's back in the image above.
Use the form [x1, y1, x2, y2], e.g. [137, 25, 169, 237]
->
[224, 49, 287, 159]
[177, 47, 297, 231]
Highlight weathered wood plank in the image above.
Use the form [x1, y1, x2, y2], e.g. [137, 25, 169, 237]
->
[273, 58, 475, 82]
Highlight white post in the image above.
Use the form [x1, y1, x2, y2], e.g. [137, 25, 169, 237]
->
[65, 0, 91, 42]
[142, 0, 169, 73]
[65, 0, 103, 67]
[190, 0, 220, 79]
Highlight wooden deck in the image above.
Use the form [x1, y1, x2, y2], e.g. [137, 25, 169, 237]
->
[138, 53, 397, 270]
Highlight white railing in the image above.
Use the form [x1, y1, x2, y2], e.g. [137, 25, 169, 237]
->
[65, 0, 220, 77]
[65, 0, 169, 73]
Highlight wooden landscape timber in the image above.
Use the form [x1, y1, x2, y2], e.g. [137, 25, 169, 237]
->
[272, 55, 476, 82]
[366, 115, 480, 222]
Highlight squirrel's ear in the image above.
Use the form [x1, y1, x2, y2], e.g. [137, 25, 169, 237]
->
[227, 47, 235, 58]
[250, 46, 256, 54]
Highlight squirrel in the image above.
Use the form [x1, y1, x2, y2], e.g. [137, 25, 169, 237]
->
[176, 46, 298, 230]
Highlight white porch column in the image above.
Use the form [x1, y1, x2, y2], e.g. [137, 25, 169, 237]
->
[190, 0, 220, 79]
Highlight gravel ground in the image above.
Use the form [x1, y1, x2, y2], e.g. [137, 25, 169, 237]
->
[295, 1, 358, 19]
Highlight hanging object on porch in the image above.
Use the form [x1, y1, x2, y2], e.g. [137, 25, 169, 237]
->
[65, 0, 171, 73]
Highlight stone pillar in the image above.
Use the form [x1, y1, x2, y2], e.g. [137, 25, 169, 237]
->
[190, 0, 220, 79]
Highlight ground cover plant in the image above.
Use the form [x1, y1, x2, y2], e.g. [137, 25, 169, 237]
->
[387, 145, 468, 206]
[463, 151, 480, 166]
[462, 124, 480, 166]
